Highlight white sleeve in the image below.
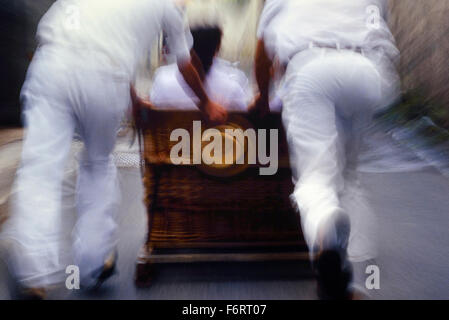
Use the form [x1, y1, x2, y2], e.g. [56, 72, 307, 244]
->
[256, 0, 284, 40]
[162, 1, 191, 63]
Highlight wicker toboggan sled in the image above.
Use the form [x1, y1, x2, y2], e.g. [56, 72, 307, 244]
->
[135, 109, 308, 286]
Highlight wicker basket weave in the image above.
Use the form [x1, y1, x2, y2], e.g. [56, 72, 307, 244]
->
[141, 109, 305, 249]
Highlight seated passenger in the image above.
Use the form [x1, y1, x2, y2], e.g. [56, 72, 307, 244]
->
[150, 26, 250, 111]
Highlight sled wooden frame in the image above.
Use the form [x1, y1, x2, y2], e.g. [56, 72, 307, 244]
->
[134, 109, 309, 287]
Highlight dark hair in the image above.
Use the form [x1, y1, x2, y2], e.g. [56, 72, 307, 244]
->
[191, 26, 222, 75]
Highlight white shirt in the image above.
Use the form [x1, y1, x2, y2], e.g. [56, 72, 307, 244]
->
[257, 0, 399, 66]
[150, 58, 249, 111]
[36, 0, 190, 79]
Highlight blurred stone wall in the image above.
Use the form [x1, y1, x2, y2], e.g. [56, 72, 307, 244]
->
[388, 0, 449, 126]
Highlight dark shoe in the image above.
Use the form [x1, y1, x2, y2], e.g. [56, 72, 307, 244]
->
[1, 255, 47, 300]
[87, 251, 118, 290]
[19, 287, 47, 300]
[315, 249, 353, 300]
[314, 211, 352, 300]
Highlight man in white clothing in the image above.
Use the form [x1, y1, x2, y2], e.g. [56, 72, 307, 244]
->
[3, 0, 227, 296]
[251, 0, 400, 299]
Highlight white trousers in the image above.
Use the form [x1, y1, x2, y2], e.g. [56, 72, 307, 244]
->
[3, 46, 130, 288]
[281, 49, 383, 260]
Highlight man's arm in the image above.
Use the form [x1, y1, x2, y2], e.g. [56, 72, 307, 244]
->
[162, 1, 227, 123]
[249, 39, 273, 117]
[130, 60, 227, 124]
[177, 59, 227, 123]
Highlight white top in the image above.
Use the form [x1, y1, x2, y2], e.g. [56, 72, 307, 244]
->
[150, 58, 250, 111]
[257, 0, 399, 66]
[36, 0, 190, 79]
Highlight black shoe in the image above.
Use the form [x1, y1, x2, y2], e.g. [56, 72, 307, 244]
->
[1, 251, 47, 300]
[18, 287, 47, 300]
[315, 249, 353, 300]
[314, 211, 352, 300]
[88, 251, 118, 290]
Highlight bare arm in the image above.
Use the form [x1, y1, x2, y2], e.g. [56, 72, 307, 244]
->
[178, 59, 228, 123]
[130, 59, 227, 124]
[249, 39, 274, 116]
[255, 39, 273, 104]
[141, 1, 227, 123]
[177, 59, 209, 111]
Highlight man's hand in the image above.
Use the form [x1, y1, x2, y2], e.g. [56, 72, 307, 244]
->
[130, 85, 155, 133]
[201, 100, 228, 124]
[130, 85, 144, 133]
[248, 93, 270, 119]
[130, 85, 154, 111]
[130, 85, 139, 115]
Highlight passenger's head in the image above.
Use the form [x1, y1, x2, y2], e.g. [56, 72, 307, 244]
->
[190, 26, 223, 76]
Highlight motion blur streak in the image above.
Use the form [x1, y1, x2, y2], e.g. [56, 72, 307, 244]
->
[0, 0, 448, 299]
